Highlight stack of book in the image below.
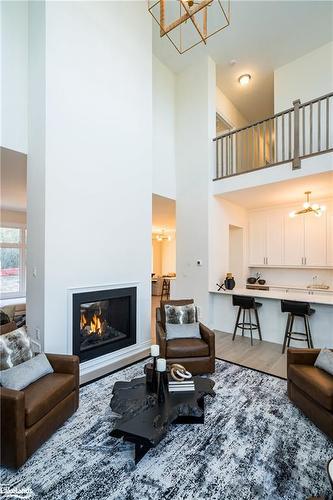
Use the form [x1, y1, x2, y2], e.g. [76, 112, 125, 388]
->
[168, 380, 195, 392]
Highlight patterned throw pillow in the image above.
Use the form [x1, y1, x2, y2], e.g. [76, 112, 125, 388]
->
[164, 303, 196, 325]
[0, 327, 33, 370]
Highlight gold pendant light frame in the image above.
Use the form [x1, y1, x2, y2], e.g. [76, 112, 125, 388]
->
[148, 0, 230, 54]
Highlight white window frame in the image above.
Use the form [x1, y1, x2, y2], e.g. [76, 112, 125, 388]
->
[0, 223, 27, 300]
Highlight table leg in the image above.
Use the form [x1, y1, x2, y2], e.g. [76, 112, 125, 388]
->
[134, 441, 151, 464]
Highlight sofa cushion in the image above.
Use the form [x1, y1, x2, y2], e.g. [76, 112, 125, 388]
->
[0, 327, 33, 370]
[166, 338, 209, 358]
[165, 303, 196, 325]
[166, 322, 201, 341]
[0, 353, 53, 390]
[314, 348, 333, 377]
[24, 372, 75, 427]
[289, 364, 333, 411]
[160, 299, 194, 327]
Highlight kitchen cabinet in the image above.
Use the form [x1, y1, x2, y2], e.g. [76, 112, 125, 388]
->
[304, 211, 327, 266]
[327, 202, 333, 266]
[248, 209, 284, 266]
[284, 210, 304, 266]
[249, 211, 266, 266]
[248, 201, 332, 268]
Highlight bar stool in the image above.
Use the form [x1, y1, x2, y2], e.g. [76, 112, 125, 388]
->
[281, 300, 315, 354]
[161, 279, 170, 301]
[232, 295, 262, 346]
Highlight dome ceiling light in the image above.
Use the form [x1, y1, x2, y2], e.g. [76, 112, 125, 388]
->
[238, 74, 251, 86]
[148, 0, 230, 55]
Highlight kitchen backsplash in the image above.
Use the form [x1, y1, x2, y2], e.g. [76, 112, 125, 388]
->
[248, 268, 333, 289]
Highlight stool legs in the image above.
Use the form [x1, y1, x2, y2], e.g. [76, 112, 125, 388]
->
[282, 313, 291, 354]
[282, 313, 313, 354]
[232, 307, 241, 341]
[249, 309, 253, 346]
[232, 306, 262, 345]
[304, 316, 314, 348]
[254, 309, 262, 341]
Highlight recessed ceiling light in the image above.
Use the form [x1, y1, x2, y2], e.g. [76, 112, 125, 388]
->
[238, 74, 251, 86]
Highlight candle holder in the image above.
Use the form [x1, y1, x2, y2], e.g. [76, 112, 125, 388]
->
[157, 358, 168, 404]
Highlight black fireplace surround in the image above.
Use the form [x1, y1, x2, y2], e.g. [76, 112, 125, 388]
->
[72, 287, 136, 362]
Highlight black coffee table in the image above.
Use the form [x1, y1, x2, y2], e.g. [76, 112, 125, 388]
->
[110, 375, 215, 463]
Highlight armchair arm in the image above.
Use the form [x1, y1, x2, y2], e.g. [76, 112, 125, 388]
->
[1, 387, 26, 468]
[156, 322, 167, 358]
[200, 323, 215, 359]
[46, 354, 79, 375]
[287, 348, 321, 368]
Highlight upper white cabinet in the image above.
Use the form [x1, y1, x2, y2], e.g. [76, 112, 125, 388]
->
[326, 201, 333, 266]
[248, 211, 266, 266]
[284, 210, 304, 266]
[248, 201, 332, 268]
[304, 211, 327, 266]
[248, 209, 284, 266]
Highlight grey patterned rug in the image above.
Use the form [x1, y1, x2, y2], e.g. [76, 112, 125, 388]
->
[1, 359, 333, 500]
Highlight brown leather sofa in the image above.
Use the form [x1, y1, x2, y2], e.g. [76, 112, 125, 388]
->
[287, 348, 333, 440]
[1, 353, 80, 469]
[156, 299, 215, 374]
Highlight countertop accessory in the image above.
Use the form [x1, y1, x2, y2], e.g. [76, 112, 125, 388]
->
[224, 273, 235, 290]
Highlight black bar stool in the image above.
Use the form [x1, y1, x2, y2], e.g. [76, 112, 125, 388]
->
[161, 279, 170, 301]
[232, 295, 262, 346]
[281, 300, 315, 354]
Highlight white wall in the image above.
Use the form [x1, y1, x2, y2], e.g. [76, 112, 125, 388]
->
[27, 2, 152, 362]
[1, 1, 28, 153]
[216, 87, 248, 130]
[274, 42, 333, 112]
[174, 56, 215, 323]
[152, 56, 176, 200]
[209, 197, 248, 290]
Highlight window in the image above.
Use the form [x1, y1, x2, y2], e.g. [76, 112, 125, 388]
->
[0, 226, 26, 299]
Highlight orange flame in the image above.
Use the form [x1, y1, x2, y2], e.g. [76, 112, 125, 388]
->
[90, 313, 101, 334]
[80, 313, 87, 330]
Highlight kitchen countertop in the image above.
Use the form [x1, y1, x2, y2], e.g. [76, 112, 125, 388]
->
[210, 287, 333, 306]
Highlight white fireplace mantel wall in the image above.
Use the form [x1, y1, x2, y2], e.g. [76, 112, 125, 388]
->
[27, 2, 152, 364]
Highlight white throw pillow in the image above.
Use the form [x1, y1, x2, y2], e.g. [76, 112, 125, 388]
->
[166, 322, 201, 341]
[314, 348, 333, 377]
[0, 353, 54, 391]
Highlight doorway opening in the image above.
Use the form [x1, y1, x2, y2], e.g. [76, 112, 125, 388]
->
[151, 194, 176, 339]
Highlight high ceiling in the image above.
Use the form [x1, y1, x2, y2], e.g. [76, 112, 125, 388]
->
[220, 172, 333, 209]
[0, 147, 27, 211]
[152, 1, 333, 122]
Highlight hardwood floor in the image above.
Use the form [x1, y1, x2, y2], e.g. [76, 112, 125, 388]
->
[215, 330, 287, 379]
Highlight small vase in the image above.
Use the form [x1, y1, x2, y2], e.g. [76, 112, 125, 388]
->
[224, 277, 235, 290]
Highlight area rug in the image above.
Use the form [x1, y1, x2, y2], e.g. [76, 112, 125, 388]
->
[1, 359, 332, 500]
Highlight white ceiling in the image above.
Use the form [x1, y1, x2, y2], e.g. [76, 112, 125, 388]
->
[220, 172, 333, 209]
[152, 1, 333, 122]
[152, 194, 176, 232]
[0, 147, 27, 211]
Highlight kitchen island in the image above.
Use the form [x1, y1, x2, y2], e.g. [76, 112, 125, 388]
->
[210, 286, 333, 348]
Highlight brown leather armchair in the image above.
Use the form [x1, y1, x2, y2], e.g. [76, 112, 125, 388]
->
[156, 299, 215, 374]
[1, 353, 79, 469]
[287, 348, 333, 440]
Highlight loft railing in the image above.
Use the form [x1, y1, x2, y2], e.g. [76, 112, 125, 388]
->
[213, 91, 333, 180]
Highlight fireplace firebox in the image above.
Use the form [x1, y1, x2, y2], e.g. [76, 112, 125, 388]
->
[72, 287, 136, 362]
